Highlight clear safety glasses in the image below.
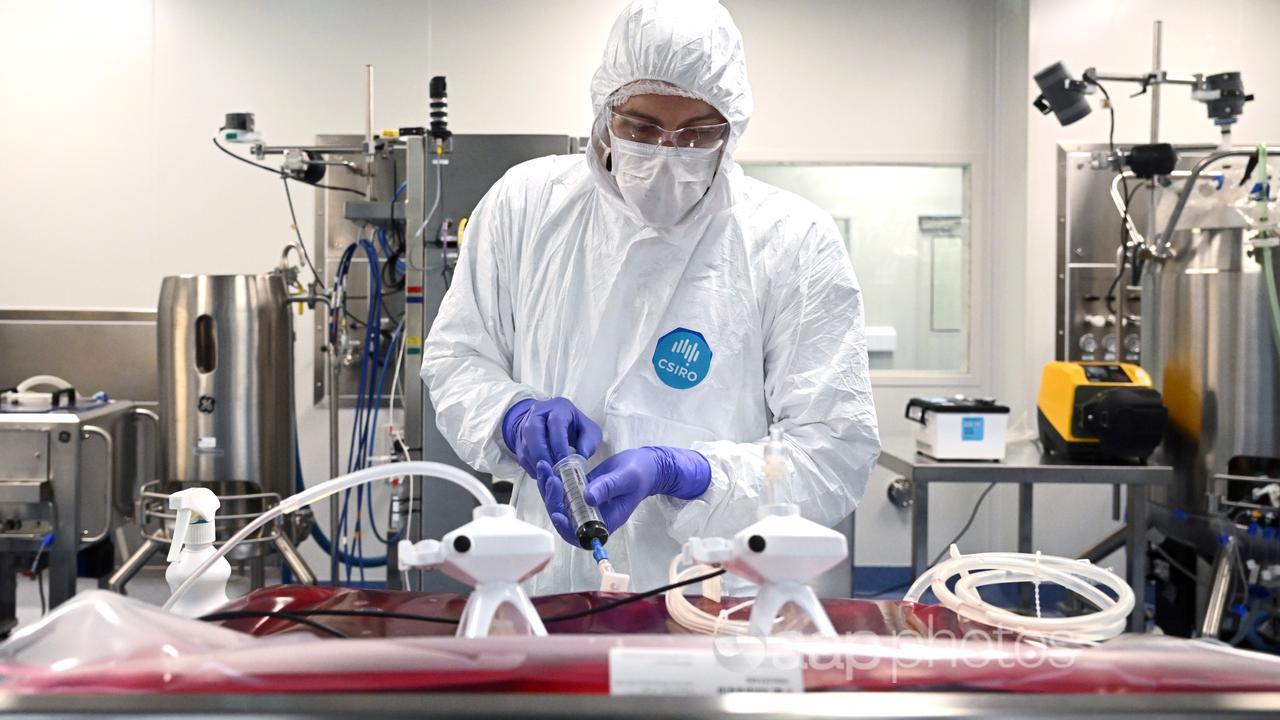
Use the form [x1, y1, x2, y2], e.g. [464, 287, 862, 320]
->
[607, 108, 729, 150]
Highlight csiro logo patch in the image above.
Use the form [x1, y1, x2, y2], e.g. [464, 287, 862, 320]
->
[653, 327, 712, 390]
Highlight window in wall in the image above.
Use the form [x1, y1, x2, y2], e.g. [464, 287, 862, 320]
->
[741, 163, 971, 374]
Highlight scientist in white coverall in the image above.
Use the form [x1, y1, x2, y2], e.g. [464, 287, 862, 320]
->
[421, 0, 880, 595]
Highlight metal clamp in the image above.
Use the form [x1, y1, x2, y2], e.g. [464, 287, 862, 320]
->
[80, 425, 114, 544]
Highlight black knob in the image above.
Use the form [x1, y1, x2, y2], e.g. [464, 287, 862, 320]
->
[453, 536, 471, 553]
[747, 535, 766, 553]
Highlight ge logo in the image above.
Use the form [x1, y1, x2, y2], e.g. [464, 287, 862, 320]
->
[197, 395, 216, 414]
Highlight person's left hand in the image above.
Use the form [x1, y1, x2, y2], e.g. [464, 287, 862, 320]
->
[583, 446, 711, 531]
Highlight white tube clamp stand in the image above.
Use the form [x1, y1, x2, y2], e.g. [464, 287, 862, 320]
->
[687, 504, 847, 637]
[398, 504, 554, 638]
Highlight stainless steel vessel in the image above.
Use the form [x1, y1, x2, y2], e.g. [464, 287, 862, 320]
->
[157, 273, 295, 495]
[111, 272, 315, 591]
[1143, 225, 1280, 552]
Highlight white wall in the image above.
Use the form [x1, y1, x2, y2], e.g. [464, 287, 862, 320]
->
[2, 0, 1035, 573]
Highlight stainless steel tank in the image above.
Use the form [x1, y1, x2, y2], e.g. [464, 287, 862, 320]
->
[156, 273, 298, 564]
[1142, 226, 1280, 553]
[109, 272, 314, 590]
[157, 273, 295, 493]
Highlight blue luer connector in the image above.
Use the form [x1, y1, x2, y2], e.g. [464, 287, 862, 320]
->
[591, 537, 608, 563]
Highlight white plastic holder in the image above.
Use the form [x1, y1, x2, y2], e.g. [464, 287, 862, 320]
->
[685, 503, 847, 638]
[398, 504, 553, 638]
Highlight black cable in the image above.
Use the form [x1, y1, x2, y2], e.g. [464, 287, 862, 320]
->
[199, 568, 729, 633]
[931, 482, 997, 567]
[1106, 182, 1145, 315]
[541, 568, 727, 623]
[282, 177, 326, 291]
[856, 482, 999, 599]
[199, 609, 349, 638]
[35, 570, 45, 616]
[1086, 77, 1144, 319]
[212, 135, 366, 194]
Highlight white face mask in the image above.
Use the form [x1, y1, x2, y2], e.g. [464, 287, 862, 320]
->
[608, 133, 720, 228]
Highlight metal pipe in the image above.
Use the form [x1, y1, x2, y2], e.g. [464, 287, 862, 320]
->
[273, 533, 316, 585]
[1153, 148, 1280, 256]
[1077, 525, 1128, 564]
[305, 159, 362, 172]
[1089, 71, 1152, 84]
[1108, 170, 1226, 247]
[365, 64, 375, 200]
[287, 293, 340, 585]
[255, 144, 366, 156]
[1200, 536, 1235, 638]
[1150, 20, 1163, 144]
[328, 328, 340, 585]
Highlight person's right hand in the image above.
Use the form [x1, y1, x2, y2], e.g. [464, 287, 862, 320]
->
[501, 397, 603, 478]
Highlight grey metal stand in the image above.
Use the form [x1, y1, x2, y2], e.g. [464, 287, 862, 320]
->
[879, 434, 1171, 632]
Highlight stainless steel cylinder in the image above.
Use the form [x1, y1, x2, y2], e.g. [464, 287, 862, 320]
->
[1143, 227, 1280, 552]
[157, 273, 295, 498]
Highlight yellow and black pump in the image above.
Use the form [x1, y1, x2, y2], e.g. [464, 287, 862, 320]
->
[1037, 361, 1168, 462]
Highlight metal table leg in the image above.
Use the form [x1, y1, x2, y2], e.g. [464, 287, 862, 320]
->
[910, 474, 928, 579]
[249, 556, 266, 589]
[0, 552, 16, 637]
[1127, 482, 1149, 632]
[1018, 483, 1034, 608]
[848, 510, 857, 596]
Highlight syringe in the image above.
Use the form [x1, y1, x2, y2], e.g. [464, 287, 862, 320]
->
[553, 454, 609, 549]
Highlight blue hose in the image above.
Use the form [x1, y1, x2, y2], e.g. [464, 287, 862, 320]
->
[295, 440, 385, 568]
[309, 240, 389, 570]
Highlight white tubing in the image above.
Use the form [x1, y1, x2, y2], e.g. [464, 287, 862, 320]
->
[904, 546, 1133, 645]
[665, 556, 758, 636]
[163, 461, 494, 612]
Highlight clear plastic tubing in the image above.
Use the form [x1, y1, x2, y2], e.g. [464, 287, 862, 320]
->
[163, 461, 495, 611]
[554, 454, 609, 549]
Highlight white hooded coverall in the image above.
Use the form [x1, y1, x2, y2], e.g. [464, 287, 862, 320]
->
[421, 0, 880, 595]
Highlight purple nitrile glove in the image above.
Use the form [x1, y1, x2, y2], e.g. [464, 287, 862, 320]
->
[501, 397, 603, 478]
[583, 446, 711, 532]
[534, 459, 576, 545]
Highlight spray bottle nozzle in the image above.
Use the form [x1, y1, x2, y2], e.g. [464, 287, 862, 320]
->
[167, 488, 221, 562]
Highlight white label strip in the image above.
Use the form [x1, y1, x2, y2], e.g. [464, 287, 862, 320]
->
[609, 646, 804, 696]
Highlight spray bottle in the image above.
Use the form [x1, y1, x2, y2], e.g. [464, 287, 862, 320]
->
[165, 487, 231, 617]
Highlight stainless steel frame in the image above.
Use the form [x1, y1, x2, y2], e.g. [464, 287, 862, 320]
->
[877, 435, 1172, 632]
[0, 401, 147, 626]
[312, 133, 577, 590]
[0, 692, 1278, 718]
